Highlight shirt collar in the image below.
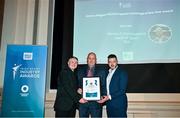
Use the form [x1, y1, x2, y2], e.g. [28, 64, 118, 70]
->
[109, 65, 118, 73]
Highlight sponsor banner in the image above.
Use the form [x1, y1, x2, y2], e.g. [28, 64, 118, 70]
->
[1, 45, 47, 117]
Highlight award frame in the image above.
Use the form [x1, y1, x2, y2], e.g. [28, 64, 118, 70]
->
[83, 77, 101, 101]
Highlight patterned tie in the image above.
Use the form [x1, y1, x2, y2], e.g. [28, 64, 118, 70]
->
[87, 68, 93, 77]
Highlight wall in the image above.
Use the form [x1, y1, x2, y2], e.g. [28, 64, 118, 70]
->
[0, 0, 54, 90]
[45, 92, 180, 118]
[0, 0, 5, 45]
[1, 92, 180, 117]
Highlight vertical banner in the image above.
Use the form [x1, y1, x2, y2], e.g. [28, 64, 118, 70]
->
[1, 45, 47, 117]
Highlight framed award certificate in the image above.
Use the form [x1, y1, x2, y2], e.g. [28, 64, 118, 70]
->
[83, 77, 100, 100]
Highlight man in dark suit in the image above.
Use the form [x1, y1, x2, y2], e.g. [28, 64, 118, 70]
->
[77, 52, 106, 118]
[54, 57, 87, 118]
[99, 54, 128, 117]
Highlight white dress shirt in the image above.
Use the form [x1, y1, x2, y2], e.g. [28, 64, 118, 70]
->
[106, 66, 118, 100]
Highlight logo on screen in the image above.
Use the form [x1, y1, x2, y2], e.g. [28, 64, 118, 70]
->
[148, 24, 172, 43]
[23, 52, 33, 60]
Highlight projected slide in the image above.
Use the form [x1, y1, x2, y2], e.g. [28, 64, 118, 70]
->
[73, 0, 180, 64]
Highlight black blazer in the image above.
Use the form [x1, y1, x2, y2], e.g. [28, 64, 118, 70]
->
[54, 67, 81, 111]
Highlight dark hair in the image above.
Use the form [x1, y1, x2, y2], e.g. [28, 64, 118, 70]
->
[107, 54, 117, 60]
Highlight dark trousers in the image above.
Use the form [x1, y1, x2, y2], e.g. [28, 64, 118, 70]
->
[106, 108, 127, 118]
[79, 102, 102, 118]
[55, 107, 76, 118]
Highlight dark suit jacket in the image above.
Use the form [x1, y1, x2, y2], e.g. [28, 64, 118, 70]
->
[106, 66, 128, 116]
[78, 65, 106, 109]
[78, 65, 106, 97]
[54, 67, 81, 111]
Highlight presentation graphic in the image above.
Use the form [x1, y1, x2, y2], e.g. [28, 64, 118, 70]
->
[148, 24, 172, 43]
[1, 45, 47, 117]
[74, 0, 180, 64]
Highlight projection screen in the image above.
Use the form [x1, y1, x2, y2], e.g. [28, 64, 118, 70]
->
[73, 0, 180, 64]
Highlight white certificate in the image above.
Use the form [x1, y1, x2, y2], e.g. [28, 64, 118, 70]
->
[83, 77, 100, 101]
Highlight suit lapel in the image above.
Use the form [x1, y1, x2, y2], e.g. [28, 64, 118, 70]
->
[109, 68, 118, 88]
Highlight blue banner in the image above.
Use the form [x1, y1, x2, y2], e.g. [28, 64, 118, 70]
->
[1, 45, 47, 117]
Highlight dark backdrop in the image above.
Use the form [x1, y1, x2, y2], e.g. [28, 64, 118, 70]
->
[51, 0, 180, 93]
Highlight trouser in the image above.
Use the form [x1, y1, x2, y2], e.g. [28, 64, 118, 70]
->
[55, 107, 76, 118]
[106, 106, 127, 118]
[79, 102, 102, 118]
